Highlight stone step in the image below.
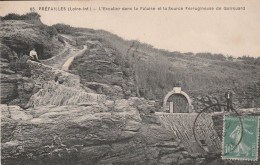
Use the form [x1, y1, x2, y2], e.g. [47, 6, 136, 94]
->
[27, 81, 106, 107]
[27, 60, 81, 87]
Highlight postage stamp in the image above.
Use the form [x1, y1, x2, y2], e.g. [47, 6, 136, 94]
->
[222, 115, 259, 161]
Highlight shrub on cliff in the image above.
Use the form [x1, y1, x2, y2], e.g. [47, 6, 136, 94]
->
[255, 57, 260, 66]
[21, 12, 41, 21]
[38, 24, 58, 37]
[1, 13, 22, 20]
[238, 55, 257, 65]
[52, 24, 75, 34]
[2, 12, 41, 23]
[195, 52, 226, 61]
[0, 44, 14, 60]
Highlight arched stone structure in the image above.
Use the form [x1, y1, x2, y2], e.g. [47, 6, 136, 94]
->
[163, 87, 193, 113]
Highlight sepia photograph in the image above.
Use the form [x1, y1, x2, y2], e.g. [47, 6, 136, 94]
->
[0, 0, 260, 164]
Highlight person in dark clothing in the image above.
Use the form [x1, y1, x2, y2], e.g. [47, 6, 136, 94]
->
[225, 89, 234, 112]
[10, 51, 18, 73]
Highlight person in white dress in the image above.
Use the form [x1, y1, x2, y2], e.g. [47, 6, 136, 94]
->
[30, 48, 40, 62]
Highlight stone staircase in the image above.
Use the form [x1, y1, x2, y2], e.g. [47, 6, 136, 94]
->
[41, 42, 87, 70]
[61, 45, 88, 71]
[26, 60, 106, 107]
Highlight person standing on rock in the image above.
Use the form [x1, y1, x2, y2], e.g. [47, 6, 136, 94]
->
[30, 48, 40, 62]
[10, 50, 18, 73]
[225, 89, 233, 112]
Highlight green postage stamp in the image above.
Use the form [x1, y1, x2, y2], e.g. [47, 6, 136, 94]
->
[222, 116, 259, 161]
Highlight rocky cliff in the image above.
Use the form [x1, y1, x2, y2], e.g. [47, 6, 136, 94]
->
[1, 54, 207, 164]
[1, 35, 198, 165]
[69, 40, 137, 99]
[1, 97, 205, 165]
[0, 44, 37, 108]
[1, 15, 259, 165]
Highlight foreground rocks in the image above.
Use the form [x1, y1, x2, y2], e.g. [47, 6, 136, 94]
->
[0, 56, 40, 108]
[1, 98, 203, 165]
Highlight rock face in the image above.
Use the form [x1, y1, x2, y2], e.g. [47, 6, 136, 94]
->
[0, 73, 18, 103]
[27, 81, 105, 107]
[27, 60, 80, 88]
[0, 57, 85, 108]
[25, 61, 106, 107]
[0, 54, 39, 108]
[83, 81, 125, 99]
[1, 98, 200, 165]
[0, 20, 64, 59]
[70, 41, 137, 99]
[191, 84, 260, 112]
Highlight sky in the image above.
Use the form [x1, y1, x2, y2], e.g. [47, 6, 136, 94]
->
[0, 0, 260, 58]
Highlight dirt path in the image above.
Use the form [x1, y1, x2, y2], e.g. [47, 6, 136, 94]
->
[62, 45, 88, 71]
[42, 42, 87, 70]
[41, 41, 70, 63]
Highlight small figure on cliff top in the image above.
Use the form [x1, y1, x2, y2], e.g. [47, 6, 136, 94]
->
[225, 89, 233, 112]
[30, 48, 40, 62]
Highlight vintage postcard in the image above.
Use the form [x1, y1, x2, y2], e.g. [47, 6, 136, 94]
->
[0, 0, 259, 164]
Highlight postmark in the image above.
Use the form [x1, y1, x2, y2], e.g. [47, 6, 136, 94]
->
[222, 115, 259, 161]
[193, 104, 231, 154]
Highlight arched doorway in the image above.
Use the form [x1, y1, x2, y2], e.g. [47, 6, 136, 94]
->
[163, 87, 193, 113]
[166, 94, 189, 113]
